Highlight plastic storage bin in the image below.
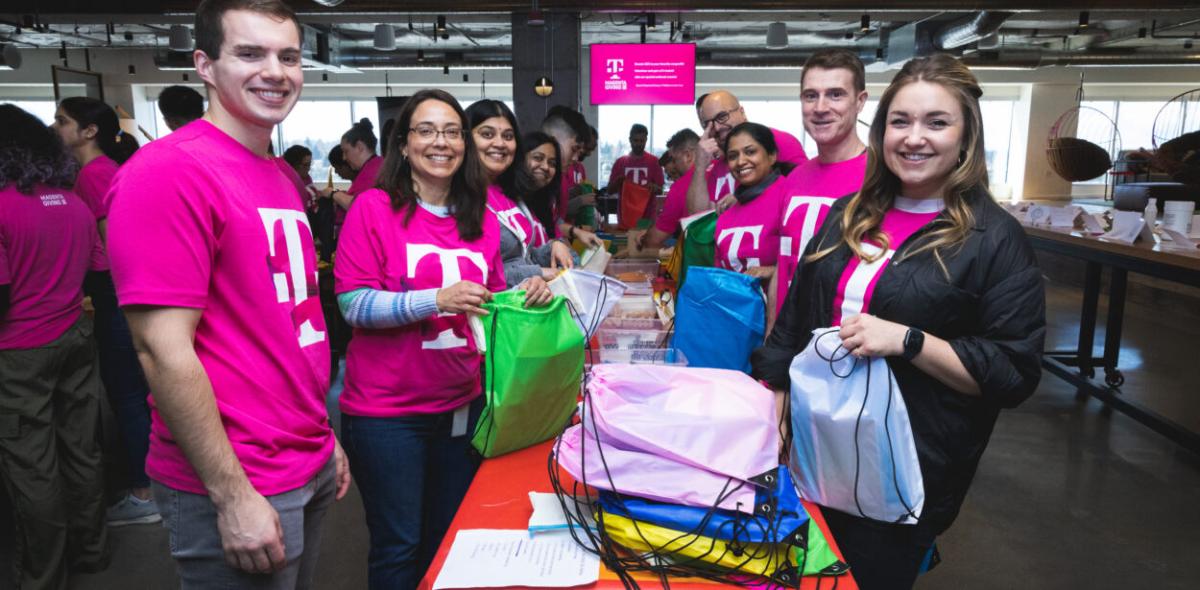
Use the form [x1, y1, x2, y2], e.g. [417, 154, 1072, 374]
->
[606, 260, 661, 284]
[597, 328, 672, 350]
[593, 348, 689, 366]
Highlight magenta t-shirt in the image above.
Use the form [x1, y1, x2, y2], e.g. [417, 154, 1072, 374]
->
[713, 175, 789, 272]
[274, 156, 311, 211]
[610, 152, 665, 220]
[107, 119, 333, 496]
[487, 185, 537, 249]
[654, 167, 695, 235]
[75, 155, 119, 220]
[338, 153, 382, 225]
[0, 185, 104, 349]
[706, 128, 807, 203]
[775, 152, 868, 312]
[335, 189, 507, 418]
[831, 197, 943, 326]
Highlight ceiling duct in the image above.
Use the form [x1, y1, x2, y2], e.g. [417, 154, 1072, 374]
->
[934, 11, 1014, 50]
[965, 49, 1200, 68]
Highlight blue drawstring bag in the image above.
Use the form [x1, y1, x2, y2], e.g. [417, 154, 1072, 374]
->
[671, 266, 766, 373]
[596, 467, 809, 547]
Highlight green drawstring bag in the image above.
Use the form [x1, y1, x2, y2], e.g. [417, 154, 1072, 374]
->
[471, 291, 585, 458]
[677, 210, 718, 288]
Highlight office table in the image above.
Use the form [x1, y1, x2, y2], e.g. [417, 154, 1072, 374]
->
[1023, 225, 1200, 453]
[418, 440, 857, 590]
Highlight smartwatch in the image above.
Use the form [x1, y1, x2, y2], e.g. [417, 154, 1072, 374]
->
[902, 328, 925, 361]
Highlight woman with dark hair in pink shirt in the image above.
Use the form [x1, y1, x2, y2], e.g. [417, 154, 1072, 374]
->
[335, 89, 506, 590]
[0, 103, 109, 588]
[54, 96, 159, 526]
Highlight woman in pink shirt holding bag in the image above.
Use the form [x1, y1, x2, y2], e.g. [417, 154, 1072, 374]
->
[334, 89, 506, 590]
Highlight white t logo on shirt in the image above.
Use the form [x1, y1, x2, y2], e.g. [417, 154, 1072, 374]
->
[713, 172, 736, 201]
[493, 207, 528, 245]
[781, 196, 836, 257]
[258, 208, 325, 348]
[407, 244, 488, 350]
[626, 167, 649, 185]
[717, 225, 764, 272]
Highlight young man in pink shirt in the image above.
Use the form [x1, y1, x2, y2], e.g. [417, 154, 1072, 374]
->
[106, 1, 350, 587]
[686, 90, 807, 217]
[607, 124, 665, 221]
[772, 49, 871, 316]
[0, 104, 109, 590]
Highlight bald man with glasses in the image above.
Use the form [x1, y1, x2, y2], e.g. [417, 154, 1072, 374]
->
[686, 90, 808, 215]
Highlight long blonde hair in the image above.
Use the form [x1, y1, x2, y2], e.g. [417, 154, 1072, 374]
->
[809, 54, 989, 276]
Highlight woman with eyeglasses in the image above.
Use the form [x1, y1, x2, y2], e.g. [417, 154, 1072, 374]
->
[333, 89, 506, 590]
[752, 55, 1044, 589]
[465, 100, 572, 296]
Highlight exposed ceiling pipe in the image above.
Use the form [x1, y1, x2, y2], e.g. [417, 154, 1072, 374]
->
[934, 11, 1014, 50]
[964, 50, 1200, 68]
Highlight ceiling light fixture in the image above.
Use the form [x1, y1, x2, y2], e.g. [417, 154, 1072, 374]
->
[534, 76, 554, 98]
[766, 22, 788, 50]
[436, 15, 447, 36]
[373, 24, 395, 51]
[417, 49, 425, 61]
[443, 64, 450, 75]
[1078, 11, 1089, 29]
[168, 25, 192, 52]
[860, 14, 870, 33]
[0, 44, 22, 70]
[647, 13, 657, 31]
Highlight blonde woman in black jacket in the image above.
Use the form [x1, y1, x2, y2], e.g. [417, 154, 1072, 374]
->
[752, 54, 1045, 589]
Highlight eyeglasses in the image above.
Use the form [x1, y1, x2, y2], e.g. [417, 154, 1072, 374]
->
[699, 110, 733, 129]
[410, 125, 464, 142]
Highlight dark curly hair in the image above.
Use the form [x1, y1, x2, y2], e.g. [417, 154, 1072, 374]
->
[0, 104, 78, 195]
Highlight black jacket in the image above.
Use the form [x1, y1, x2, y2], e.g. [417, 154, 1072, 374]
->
[751, 189, 1046, 538]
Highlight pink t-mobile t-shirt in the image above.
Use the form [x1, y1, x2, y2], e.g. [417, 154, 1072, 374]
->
[334, 188, 506, 418]
[74, 155, 119, 220]
[0, 185, 104, 349]
[654, 167, 695, 235]
[488, 185, 537, 249]
[107, 119, 333, 496]
[831, 197, 944, 326]
[611, 152, 665, 220]
[775, 152, 868, 312]
[338, 153, 382, 225]
[713, 175, 790, 272]
[706, 128, 808, 203]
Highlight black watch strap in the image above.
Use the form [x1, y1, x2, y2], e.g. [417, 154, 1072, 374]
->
[902, 328, 925, 361]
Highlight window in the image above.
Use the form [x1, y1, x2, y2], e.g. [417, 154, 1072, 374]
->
[279, 101, 354, 184]
[5, 100, 57, 125]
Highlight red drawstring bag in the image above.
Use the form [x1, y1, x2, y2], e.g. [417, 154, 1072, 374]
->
[618, 182, 652, 230]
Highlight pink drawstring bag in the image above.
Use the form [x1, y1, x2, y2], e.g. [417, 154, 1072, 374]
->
[584, 364, 779, 484]
[554, 424, 758, 513]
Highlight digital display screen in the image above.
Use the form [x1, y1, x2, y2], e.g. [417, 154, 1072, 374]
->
[590, 43, 696, 105]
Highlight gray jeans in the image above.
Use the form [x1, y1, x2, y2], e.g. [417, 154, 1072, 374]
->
[152, 453, 337, 589]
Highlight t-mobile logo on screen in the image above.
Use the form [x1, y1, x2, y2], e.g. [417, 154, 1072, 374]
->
[606, 59, 624, 76]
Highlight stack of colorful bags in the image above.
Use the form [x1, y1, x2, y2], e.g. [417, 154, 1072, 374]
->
[553, 364, 847, 586]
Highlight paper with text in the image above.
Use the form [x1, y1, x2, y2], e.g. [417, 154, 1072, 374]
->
[433, 529, 601, 589]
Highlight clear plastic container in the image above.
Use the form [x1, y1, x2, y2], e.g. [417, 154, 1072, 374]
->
[610, 295, 657, 319]
[597, 328, 672, 350]
[601, 316, 666, 331]
[606, 260, 661, 284]
[593, 347, 689, 366]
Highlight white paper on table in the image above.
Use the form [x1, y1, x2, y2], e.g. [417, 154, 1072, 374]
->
[1049, 206, 1082, 229]
[1081, 213, 1106, 234]
[1100, 210, 1153, 245]
[432, 529, 601, 590]
[528, 492, 597, 535]
[1161, 228, 1199, 249]
[1191, 214, 1200, 239]
[1025, 205, 1051, 227]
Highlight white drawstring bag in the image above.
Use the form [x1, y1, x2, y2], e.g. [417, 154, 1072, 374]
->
[788, 327, 925, 524]
[547, 269, 627, 339]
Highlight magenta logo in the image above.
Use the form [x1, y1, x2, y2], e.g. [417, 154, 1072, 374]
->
[606, 58, 624, 76]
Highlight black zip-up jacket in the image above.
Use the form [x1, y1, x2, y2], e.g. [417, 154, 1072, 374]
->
[751, 189, 1046, 538]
